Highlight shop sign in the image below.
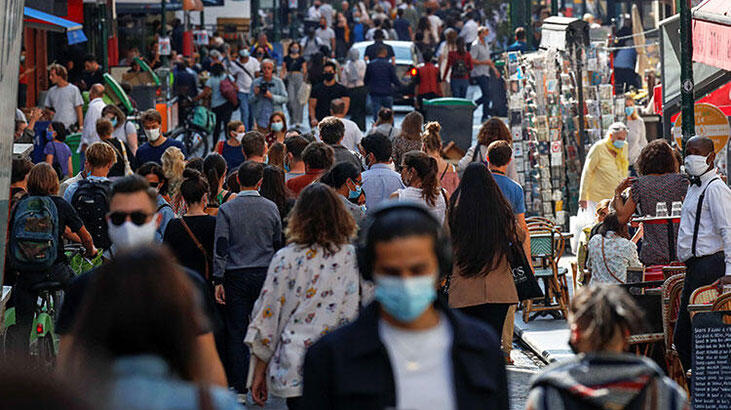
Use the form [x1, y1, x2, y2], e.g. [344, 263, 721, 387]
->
[673, 102, 731, 154]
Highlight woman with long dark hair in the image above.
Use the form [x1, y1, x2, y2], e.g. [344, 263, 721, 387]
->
[246, 183, 362, 408]
[391, 150, 446, 223]
[66, 247, 240, 409]
[259, 165, 295, 239]
[447, 163, 522, 339]
[203, 153, 234, 216]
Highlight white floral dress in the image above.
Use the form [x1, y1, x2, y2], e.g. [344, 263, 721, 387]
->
[244, 243, 364, 398]
[587, 231, 641, 284]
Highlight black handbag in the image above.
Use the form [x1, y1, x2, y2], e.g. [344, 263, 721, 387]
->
[507, 244, 544, 301]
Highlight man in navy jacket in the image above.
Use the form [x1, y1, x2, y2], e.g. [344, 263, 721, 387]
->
[365, 46, 403, 122]
[301, 203, 509, 409]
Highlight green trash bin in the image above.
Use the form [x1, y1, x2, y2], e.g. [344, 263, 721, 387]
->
[422, 98, 476, 153]
[65, 133, 82, 175]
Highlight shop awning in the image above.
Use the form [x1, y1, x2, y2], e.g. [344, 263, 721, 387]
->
[692, 0, 731, 71]
[23, 7, 87, 45]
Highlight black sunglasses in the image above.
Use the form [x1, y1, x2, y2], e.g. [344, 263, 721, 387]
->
[108, 211, 153, 226]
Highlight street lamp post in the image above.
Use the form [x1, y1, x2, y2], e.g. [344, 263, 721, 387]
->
[678, 0, 695, 154]
[161, 0, 168, 67]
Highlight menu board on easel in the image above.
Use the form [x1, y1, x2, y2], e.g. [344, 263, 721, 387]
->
[692, 311, 731, 409]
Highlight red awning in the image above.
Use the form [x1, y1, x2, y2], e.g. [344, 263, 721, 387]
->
[692, 0, 731, 71]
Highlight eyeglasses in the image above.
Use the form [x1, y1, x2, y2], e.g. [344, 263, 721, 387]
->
[108, 211, 154, 226]
[148, 182, 160, 188]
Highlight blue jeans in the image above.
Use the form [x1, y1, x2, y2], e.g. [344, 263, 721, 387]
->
[450, 78, 469, 98]
[222, 266, 268, 393]
[370, 94, 393, 122]
[237, 92, 251, 131]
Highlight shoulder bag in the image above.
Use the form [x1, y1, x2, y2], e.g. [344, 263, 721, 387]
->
[507, 240, 544, 301]
[180, 217, 210, 280]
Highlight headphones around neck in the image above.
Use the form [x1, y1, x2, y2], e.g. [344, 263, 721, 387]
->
[356, 201, 452, 281]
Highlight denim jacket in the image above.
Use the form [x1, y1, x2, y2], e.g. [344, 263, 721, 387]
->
[109, 355, 242, 410]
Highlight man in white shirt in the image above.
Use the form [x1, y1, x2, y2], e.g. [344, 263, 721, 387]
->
[81, 84, 107, 152]
[43, 64, 84, 131]
[674, 135, 731, 373]
[427, 8, 442, 43]
[228, 49, 260, 131]
[470, 26, 497, 122]
[307, 0, 323, 21]
[459, 12, 479, 46]
[329, 98, 362, 152]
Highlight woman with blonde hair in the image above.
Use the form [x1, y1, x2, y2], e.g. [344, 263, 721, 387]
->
[391, 150, 447, 223]
[161, 146, 186, 214]
[246, 183, 363, 408]
[437, 28, 458, 96]
[458, 118, 519, 180]
[392, 111, 423, 171]
[422, 121, 459, 197]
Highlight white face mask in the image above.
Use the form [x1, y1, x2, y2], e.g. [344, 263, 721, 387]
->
[234, 132, 245, 142]
[146, 128, 161, 142]
[107, 219, 157, 250]
[684, 154, 711, 177]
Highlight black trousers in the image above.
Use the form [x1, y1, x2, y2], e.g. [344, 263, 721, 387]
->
[212, 102, 234, 144]
[348, 86, 368, 131]
[614, 67, 641, 94]
[674, 251, 725, 372]
[458, 302, 511, 339]
[222, 266, 268, 393]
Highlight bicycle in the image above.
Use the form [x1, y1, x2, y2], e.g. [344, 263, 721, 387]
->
[167, 96, 215, 158]
[1, 244, 100, 369]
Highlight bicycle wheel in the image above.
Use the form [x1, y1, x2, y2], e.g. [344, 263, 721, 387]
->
[36, 334, 56, 370]
[170, 128, 209, 158]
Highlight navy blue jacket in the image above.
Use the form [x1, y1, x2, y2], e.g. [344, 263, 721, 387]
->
[364, 59, 402, 97]
[302, 301, 509, 409]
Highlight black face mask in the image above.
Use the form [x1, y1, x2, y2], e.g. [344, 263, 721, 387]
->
[323, 72, 335, 81]
[320, 24, 326, 28]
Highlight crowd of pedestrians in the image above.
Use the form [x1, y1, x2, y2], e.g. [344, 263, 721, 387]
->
[7, 0, 728, 409]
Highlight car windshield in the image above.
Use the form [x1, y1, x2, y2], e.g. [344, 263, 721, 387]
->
[355, 44, 412, 62]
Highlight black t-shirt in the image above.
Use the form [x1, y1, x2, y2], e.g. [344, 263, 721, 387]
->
[163, 215, 216, 281]
[365, 41, 395, 61]
[284, 55, 306, 72]
[10, 196, 83, 264]
[55, 263, 217, 335]
[310, 83, 349, 121]
[103, 138, 135, 177]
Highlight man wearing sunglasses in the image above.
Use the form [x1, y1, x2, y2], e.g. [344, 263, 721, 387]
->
[56, 175, 227, 387]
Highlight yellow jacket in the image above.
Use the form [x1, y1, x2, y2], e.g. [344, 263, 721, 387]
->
[579, 139, 629, 203]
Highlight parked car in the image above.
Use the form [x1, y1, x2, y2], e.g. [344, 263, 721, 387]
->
[349, 41, 420, 105]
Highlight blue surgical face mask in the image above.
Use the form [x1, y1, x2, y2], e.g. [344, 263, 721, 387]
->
[613, 140, 626, 149]
[271, 121, 284, 132]
[374, 273, 437, 323]
[625, 106, 635, 117]
[347, 180, 362, 200]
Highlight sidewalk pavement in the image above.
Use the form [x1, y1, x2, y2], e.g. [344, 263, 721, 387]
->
[513, 255, 576, 364]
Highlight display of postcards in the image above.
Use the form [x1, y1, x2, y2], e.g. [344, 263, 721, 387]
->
[555, 210, 567, 224]
[525, 160, 533, 172]
[599, 84, 613, 100]
[552, 189, 563, 202]
[540, 167, 551, 179]
[601, 115, 614, 129]
[509, 79, 522, 94]
[536, 128, 549, 142]
[532, 202, 542, 213]
[531, 183, 541, 197]
[507, 52, 520, 63]
[588, 129, 602, 143]
[530, 169, 541, 182]
[549, 129, 561, 141]
[513, 141, 524, 157]
[548, 116, 561, 129]
[539, 157, 550, 168]
[518, 173, 526, 186]
[585, 86, 598, 101]
[590, 72, 604, 86]
[543, 202, 554, 216]
[600, 100, 613, 116]
[586, 58, 598, 72]
[614, 97, 626, 117]
[537, 142, 550, 155]
[535, 115, 548, 131]
[587, 100, 601, 118]
[509, 110, 522, 127]
[548, 104, 560, 117]
[541, 190, 552, 203]
[546, 79, 559, 95]
[509, 95, 524, 110]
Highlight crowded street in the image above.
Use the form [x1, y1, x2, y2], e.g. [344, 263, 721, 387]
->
[1, 0, 730, 409]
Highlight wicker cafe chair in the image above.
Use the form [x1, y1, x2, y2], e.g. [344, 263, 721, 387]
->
[661, 265, 686, 281]
[688, 280, 721, 320]
[712, 292, 731, 312]
[522, 222, 569, 321]
[661, 274, 688, 391]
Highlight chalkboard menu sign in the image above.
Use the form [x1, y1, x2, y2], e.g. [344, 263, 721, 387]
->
[692, 311, 731, 409]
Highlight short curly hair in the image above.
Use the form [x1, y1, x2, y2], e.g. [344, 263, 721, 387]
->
[636, 139, 676, 176]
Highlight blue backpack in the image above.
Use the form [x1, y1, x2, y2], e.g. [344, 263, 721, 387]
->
[9, 196, 59, 271]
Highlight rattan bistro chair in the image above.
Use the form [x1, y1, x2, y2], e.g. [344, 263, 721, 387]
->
[522, 222, 570, 321]
[661, 274, 688, 391]
[712, 292, 731, 312]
